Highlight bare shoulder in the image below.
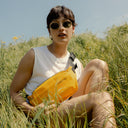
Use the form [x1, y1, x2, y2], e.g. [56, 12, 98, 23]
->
[25, 48, 35, 58]
[17, 48, 35, 79]
[20, 48, 35, 65]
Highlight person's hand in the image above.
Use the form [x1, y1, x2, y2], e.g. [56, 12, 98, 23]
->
[35, 102, 45, 109]
[34, 101, 57, 114]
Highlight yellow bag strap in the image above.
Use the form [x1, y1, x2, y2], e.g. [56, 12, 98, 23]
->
[69, 52, 78, 73]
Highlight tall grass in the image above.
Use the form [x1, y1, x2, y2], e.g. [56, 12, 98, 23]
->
[0, 24, 128, 127]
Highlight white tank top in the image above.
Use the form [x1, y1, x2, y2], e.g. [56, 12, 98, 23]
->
[25, 46, 82, 95]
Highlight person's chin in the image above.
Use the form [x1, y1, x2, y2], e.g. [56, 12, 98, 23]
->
[57, 38, 68, 43]
[55, 41, 68, 46]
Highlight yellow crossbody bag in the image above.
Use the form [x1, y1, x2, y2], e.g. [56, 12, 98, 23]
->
[27, 53, 78, 106]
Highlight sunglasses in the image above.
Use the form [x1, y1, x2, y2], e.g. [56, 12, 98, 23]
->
[50, 21, 72, 29]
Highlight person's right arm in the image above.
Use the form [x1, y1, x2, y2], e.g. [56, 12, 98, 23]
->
[10, 48, 36, 116]
[10, 48, 56, 117]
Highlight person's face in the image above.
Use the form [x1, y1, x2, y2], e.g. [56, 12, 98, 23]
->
[48, 17, 75, 45]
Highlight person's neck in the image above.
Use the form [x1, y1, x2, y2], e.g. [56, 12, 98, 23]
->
[47, 43, 68, 58]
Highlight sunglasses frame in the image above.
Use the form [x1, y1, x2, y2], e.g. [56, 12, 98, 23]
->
[50, 21, 72, 30]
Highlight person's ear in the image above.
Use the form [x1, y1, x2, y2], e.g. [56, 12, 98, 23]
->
[72, 26, 75, 34]
[48, 29, 53, 40]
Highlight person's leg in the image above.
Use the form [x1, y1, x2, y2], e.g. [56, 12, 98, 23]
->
[92, 92, 116, 128]
[73, 59, 109, 97]
[69, 59, 116, 127]
[51, 92, 116, 128]
[48, 59, 116, 127]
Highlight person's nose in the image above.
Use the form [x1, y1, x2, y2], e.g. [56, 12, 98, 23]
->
[59, 23, 64, 31]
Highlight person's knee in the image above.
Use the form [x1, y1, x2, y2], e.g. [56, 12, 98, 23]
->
[89, 59, 108, 70]
[95, 92, 113, 105]
[100, 91, 112, 100]
[86, 59, 109, 79]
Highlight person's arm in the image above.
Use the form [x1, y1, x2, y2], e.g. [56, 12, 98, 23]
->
[10, 48, 56, 117]
[10, 48, 36, 116]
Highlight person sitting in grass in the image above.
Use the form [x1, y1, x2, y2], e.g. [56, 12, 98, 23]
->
[10, 5, 117, 128]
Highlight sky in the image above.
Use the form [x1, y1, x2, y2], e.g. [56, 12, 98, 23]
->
[1, 0, 128, 44]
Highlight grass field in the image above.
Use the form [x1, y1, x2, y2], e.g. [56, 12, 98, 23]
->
[0, 23, 128, 127]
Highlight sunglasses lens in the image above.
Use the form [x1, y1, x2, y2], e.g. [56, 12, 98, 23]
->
[63, 21, 72, 28]
[50, 21, 72, 29]
[50, 23, 59, 29]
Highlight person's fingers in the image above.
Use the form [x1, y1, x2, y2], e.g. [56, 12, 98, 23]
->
[44, 104, 57, 114]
